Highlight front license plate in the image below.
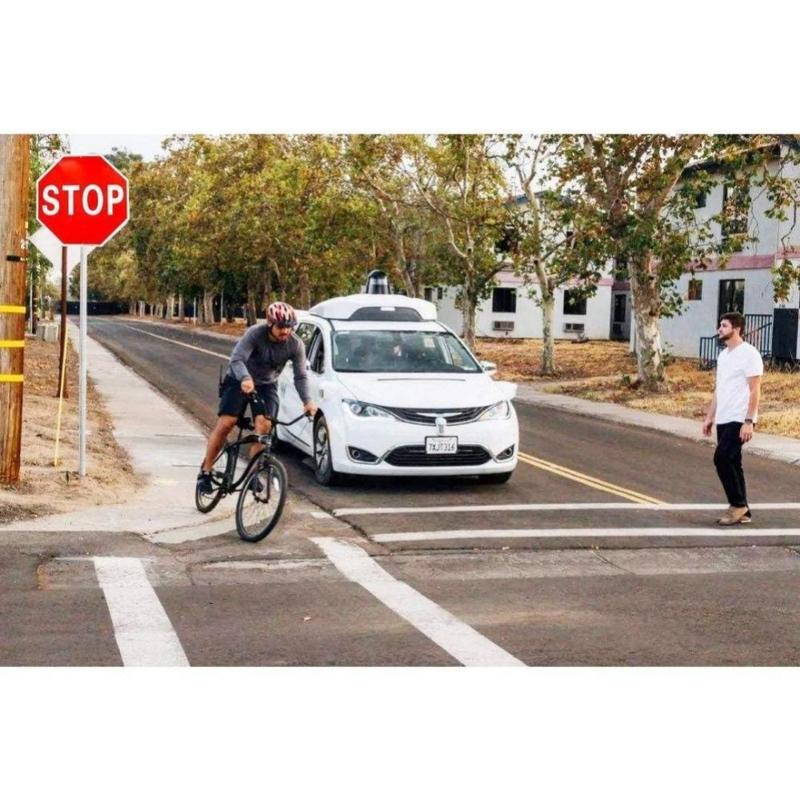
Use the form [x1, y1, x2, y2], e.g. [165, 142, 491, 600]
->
[425, 436, 458, 455]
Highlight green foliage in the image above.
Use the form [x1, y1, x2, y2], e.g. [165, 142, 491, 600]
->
[27, 135, 68, 308]
[79, 134, 800, 354]
[548, 135, 800, 387]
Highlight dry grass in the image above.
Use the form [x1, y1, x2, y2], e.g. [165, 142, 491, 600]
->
[474, 338, 639, 382]
[538, 350, 800, 439]
[0, 336, 142, 523]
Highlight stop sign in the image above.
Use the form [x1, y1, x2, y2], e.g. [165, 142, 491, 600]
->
[36, 155, 129, 246]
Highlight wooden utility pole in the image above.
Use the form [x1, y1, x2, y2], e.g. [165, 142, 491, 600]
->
[0, 134, 31, 485]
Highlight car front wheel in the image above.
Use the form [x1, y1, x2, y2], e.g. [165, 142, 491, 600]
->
[313, 416, 341, 486]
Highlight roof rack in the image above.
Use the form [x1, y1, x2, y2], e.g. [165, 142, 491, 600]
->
[309, 293, 437, 322]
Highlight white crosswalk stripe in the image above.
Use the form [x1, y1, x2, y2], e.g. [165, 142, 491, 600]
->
[312, 537, 525, 667]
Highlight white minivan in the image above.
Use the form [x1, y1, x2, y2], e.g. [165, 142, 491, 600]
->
[276, 292, 519, 485]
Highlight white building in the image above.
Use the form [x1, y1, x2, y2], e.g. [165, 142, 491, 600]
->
[659, 154, 800, 361]
[429, 271, 622, 342]
[430, 147, 800, 363]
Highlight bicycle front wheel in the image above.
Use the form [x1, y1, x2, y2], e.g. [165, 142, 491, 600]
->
[235, 456, 288, 542]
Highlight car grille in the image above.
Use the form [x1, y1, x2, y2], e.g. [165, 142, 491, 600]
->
[384, 445, 492, 467]
[385, 407, 488, 425]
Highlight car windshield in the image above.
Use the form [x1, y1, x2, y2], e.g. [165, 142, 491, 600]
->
[332, 330, 482, 373]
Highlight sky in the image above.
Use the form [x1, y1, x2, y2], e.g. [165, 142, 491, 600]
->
[68, 134, 168, 161]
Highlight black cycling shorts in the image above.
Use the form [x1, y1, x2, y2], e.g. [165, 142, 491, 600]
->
[218, 376, 279, 420]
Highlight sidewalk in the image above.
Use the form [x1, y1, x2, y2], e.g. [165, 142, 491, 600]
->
[0, 322, 349, 545]
[514, 383, 800, 467]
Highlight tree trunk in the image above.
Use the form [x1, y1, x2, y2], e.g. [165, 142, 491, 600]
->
[178, 293, 185, 322]
[540, 289, 556, 375]
[461, 263, 477, 350]
[392, 224, 416, 297]
[246, 283, 257, 327]
[296, 259, 311, 309]
[263, 263, 275, 319]
[202, 289, 216, 325]
[629, 258, 666, 390]
[462, 296, 477, 350]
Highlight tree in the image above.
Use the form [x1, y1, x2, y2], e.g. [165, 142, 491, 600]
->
[550, 135, 799, 390]
[347, 135, 444, 297]
[27, 136, 67, 323]
[408, 135, 510, 348]
[501, 135, 604, 375]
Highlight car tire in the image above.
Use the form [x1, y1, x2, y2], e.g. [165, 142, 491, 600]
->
[477, 471, 513, 485]
[313, 415, 341, 486]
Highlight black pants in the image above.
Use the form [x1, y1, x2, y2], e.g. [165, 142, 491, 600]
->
[714, 422, 748, 509]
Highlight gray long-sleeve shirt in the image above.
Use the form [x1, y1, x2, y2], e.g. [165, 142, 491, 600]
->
[226, 324, 311, 402]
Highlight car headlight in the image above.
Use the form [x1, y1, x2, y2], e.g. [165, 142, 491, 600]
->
[478, 400, 511, 421]
[343, 400, 395, 419]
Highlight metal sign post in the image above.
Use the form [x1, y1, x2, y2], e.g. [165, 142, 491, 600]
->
[79, 246, 88, 476]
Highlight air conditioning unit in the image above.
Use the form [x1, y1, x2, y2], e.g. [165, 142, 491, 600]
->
[564, 322, 585, 333]
[493, 320, 515, 331]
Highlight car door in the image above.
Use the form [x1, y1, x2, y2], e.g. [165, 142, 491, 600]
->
[294, 329, 328, 449]
[280, 322, 318, 452]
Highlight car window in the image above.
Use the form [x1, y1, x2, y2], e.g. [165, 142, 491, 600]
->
[332, 331, 480, 373]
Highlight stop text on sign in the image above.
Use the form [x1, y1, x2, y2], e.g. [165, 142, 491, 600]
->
[40, 183, 126, 217]
[36, 155, 130, 246]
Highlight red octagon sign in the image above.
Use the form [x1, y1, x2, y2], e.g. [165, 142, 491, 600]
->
[36, 155, 129, 246]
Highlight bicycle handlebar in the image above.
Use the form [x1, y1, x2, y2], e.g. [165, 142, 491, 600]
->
[245, 392, 312, 427]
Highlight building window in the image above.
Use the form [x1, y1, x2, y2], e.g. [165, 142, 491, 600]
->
[688, 279, 703, 301]
[492, 287, 517, 313]
[563, 290, 587, 315]
[718, 279, 745, 317]
[695, 191, 707, 209]
[721, 183, 748, 241]
[614, 255, 628, 282]
[424, 286, 445, 303]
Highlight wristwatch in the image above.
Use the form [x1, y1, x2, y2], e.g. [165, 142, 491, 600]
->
[744, 418, 754, 424]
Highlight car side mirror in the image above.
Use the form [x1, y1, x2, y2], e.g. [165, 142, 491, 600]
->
[479, 360, 497, 376]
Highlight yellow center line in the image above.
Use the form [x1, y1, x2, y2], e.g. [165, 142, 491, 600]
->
[517, 451, 664, 505]
[521, 453, 664, 504]
[517, 455, 650, 504]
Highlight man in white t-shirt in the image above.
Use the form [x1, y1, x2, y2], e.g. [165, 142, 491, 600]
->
[702, 311, 764, 525]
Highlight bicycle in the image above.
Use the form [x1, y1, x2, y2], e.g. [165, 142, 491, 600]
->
[195, 391, 311, 542]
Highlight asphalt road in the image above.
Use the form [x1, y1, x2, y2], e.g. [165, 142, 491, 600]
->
[86, 317, 800, 546]
[3, 316, 800, 667]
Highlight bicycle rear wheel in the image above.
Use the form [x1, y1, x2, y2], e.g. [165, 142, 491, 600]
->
[195, 449, 230, 513]
[235, 456, 288, 542]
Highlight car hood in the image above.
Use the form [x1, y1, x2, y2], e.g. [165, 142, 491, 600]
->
[335, 372, 516, 408]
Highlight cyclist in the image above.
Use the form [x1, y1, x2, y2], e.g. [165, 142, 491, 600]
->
[197, 301, 317, 493]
